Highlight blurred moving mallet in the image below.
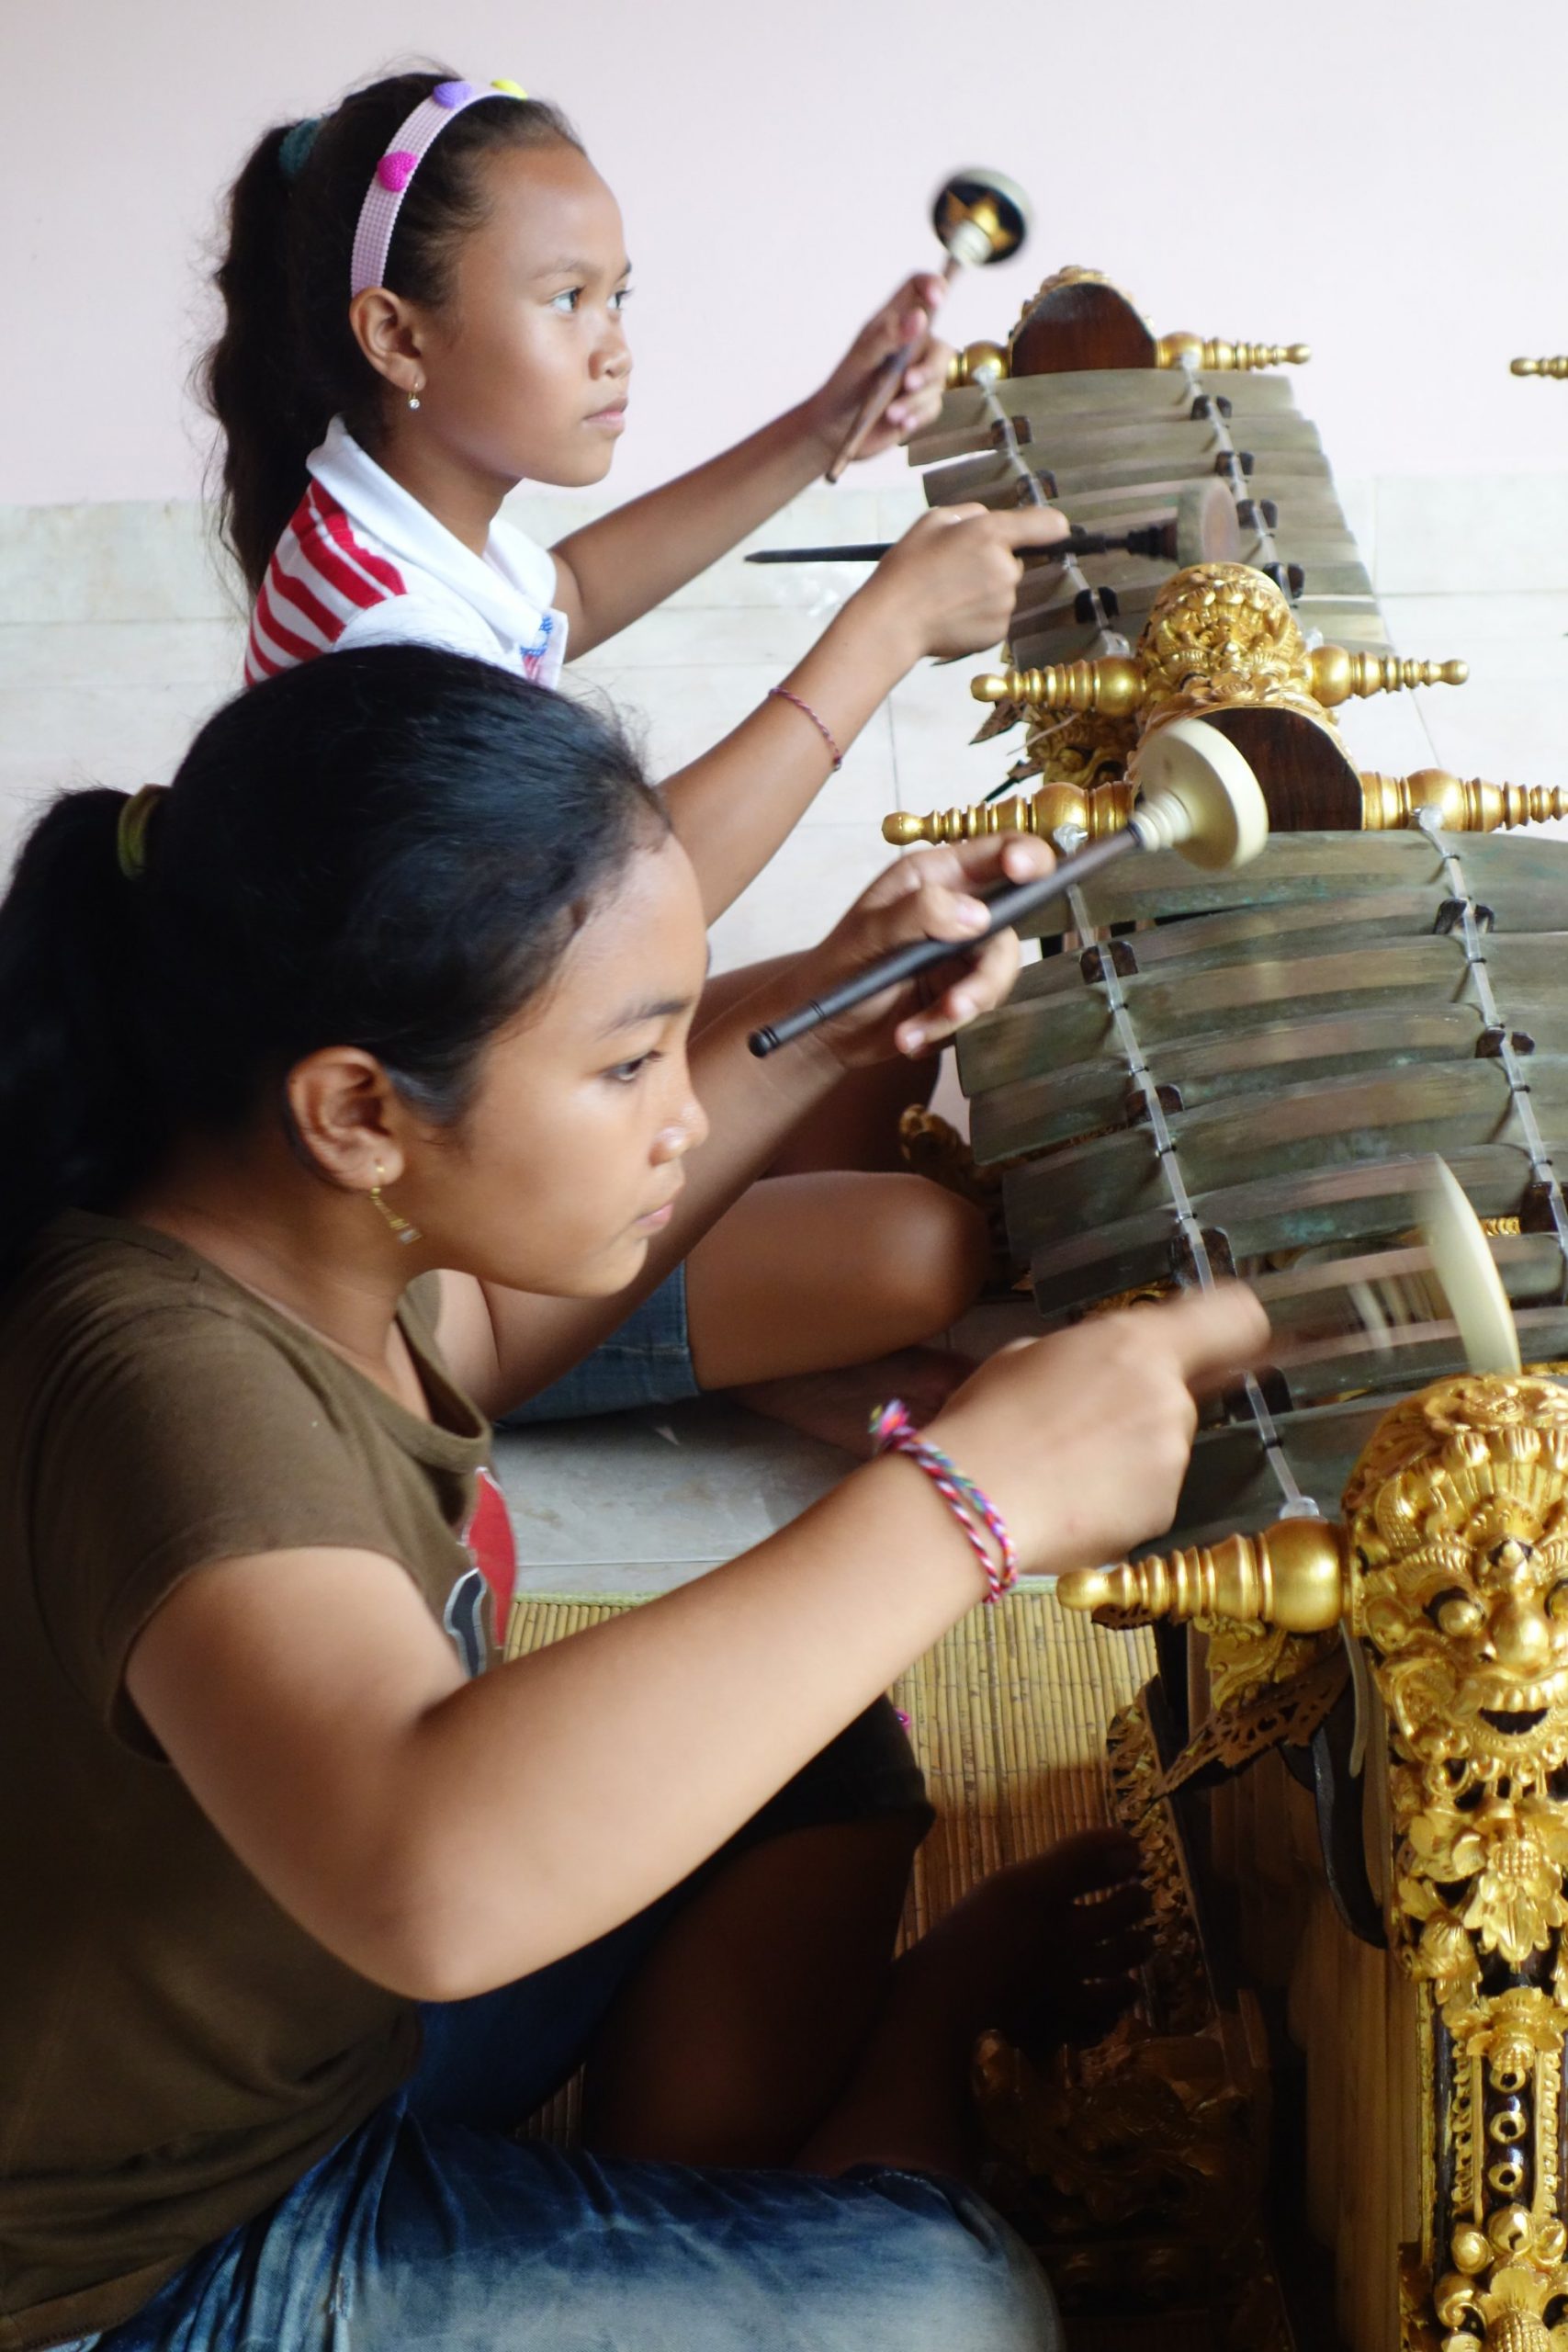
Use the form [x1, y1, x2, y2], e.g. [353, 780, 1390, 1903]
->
[825, 166, 1031, 484]
[747, 718, 1268, 1057]
[747, 519, 1195, 569]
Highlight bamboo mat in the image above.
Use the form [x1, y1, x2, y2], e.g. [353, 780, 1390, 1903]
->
[504, 1589, 1155, 1951]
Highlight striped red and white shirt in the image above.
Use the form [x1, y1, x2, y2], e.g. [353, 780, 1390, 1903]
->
[244, 417, 568, 690]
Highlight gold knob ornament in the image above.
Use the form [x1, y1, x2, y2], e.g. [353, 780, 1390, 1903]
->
[1511, 356, 1568, 378]
[1359, 770, 1568, 832]
[971, 657, 1145, 718]
[1056, 1519, 1349, 1632]
[884, 778, 1136, 847]
[1155, 334, 1311, 372]
[1309, 650, 1468, 704]
[947, 340, 1011, 387]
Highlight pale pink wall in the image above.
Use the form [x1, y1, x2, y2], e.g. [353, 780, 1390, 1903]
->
[5, 0, 1567, 507]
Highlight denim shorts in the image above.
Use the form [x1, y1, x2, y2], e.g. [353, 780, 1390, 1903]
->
[501, 1266, 702, 1426]
[70, 1707, 1066, 2352]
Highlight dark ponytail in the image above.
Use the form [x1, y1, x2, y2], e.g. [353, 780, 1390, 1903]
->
[203, 70, 583, 594]
[0, 647, 668, 1288]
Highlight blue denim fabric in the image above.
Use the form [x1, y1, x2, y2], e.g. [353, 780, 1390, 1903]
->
[91, 1952, 1060, 2352]
[93, 2120, 1056, 2350]
[71, 1704, 1008, 2351]
[499, 1265, 701, 1426]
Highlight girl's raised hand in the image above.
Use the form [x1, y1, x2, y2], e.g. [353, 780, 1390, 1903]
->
[861, 503, 1072, 662]
[920, 1286, 1273, 1579]
[805, 273, 954, 460]
[779, 831, 1054, 1069]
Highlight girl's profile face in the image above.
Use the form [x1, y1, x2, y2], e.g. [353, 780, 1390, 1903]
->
[411, 141, 635, 490]
[399, 831, 710, 1297]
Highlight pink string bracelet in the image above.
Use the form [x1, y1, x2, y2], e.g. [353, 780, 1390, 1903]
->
[870, 1399, 1018, 1602]
[767, 685, 843, 771]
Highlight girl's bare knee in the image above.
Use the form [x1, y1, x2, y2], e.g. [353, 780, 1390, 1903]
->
[865, 1182, 988, 1338]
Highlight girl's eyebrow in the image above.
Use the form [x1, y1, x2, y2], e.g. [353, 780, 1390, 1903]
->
[601, 992, 697, 1035]
[532, 255, 634, 283]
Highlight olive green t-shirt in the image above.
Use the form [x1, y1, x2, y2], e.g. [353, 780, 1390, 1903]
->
[0, 1214, 509, 2349]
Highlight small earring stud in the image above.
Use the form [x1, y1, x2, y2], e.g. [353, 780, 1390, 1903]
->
[407, 390, 422, 412]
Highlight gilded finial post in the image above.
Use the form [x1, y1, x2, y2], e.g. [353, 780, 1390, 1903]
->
[1359, 768, 1568, 831]
[1155, 334, 1311, 371]
[884, 778, 1136, 848]
[970, 658, 1145, 718]
[1511, 356, 1568, 378]
[1056, 1520, 1348, 1632]
[1309, 649, 1468, 705]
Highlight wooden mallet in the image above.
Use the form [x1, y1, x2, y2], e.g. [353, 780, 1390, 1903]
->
[825, 166, 1031, 483]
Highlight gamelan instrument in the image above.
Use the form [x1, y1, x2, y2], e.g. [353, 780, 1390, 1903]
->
[747, 718, 1266, 1056]
[825, 165, 1030, 481]
[871, 266, 1568, 846]
[874, 264, 1568, 2351]
[949, 808, 1568, 2349]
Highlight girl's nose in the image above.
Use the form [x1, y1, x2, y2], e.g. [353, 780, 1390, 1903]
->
[592, 320, 632, 380]
[652, 1091, 708, 1163]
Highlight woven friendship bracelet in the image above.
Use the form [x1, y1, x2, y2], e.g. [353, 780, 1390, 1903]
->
[767, 685, 843, 771]
[870, 1398, 1018, 1602]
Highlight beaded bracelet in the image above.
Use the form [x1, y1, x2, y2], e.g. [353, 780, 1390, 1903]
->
[767, 684, 843, 770]
[870, 1398, 1018, 1602]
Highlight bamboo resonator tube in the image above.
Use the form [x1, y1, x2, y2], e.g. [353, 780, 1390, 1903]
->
[1057, 1519, 1350, 1633]
[886, 768, 1568, 847]
[971, 651, 1469, 718]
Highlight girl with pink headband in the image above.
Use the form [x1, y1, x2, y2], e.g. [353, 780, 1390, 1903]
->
[204, 68, 1068, 1449]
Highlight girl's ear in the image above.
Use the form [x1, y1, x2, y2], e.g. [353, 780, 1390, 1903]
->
[286, 1048, 409, 1192]
[347, 288, 429, 398]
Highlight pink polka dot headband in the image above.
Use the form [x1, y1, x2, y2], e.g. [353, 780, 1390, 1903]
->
[350, 78, 528, 299]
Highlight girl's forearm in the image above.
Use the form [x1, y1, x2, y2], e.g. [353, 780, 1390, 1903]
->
[665, 588, 924, 921]
[396, 1454, 980, 1996]
[552, 402, 834, 655]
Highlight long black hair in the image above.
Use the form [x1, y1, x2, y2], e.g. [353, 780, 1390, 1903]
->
[0, 647, 667, 1287]
[203, 70, 583, 594]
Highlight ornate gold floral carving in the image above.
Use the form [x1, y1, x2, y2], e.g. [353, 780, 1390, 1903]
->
[896, 1105, 1001, 1207]
[1063, 1373, 1568, 2348]
[974, 1699, 1292, 2341]
[971, 564, 1466, 738]
[1138, 562, 1326, 728]
[1160, 1628, 1348, 1795]
[1106, 1697, 1211, 2036]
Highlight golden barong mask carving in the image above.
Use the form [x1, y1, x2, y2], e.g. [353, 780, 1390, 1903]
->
[1060, 1374, 1568, 2350]
[971, 563, 1467, 731]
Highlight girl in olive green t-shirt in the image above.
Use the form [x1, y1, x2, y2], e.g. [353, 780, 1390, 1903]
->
[0, 644, 1264, 2352]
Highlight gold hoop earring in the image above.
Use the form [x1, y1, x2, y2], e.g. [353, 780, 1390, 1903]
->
[369, 1161, 423, 1247]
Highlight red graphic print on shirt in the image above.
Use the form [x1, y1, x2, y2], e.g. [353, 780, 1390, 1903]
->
[442, 1465, 518, 1676]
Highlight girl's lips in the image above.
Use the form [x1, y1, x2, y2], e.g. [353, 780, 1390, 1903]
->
[633, 1200, 674, 1232]
[584, 407, 627, 431]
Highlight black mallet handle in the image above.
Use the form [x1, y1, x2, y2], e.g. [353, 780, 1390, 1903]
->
[748, 830, 1141, 1057]
[744, 523, 1178, 568]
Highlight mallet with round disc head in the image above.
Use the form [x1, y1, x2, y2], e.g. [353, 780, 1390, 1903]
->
[748, 717, 1268, 1056]
[826, 165, 1032, 482]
